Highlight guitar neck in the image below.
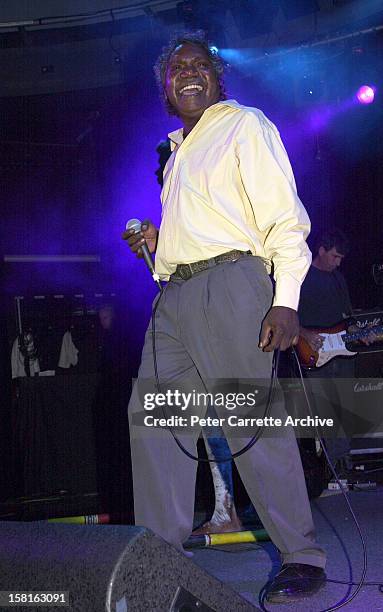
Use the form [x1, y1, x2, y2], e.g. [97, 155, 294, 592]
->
[343, 325, 383, 343]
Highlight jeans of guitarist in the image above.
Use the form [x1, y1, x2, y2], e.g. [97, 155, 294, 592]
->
[301, 358, 355, 466]
[298, 262, 354, 465]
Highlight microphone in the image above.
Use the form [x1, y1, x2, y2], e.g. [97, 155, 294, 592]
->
[126, 218, 162, 290]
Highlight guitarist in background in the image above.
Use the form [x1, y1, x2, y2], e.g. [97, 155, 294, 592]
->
[298, 229, 354, 467]
[299, 229, 352, 348]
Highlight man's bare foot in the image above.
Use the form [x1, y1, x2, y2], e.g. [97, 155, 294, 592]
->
[193, 501, 243, 535]
[192, 516, 243, 535]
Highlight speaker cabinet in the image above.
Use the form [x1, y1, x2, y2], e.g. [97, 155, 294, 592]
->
[0, 522, 257, 611]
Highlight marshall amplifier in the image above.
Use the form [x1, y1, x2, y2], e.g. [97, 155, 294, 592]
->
[351, 310, 383, 454]
[350, 309, 383, 352]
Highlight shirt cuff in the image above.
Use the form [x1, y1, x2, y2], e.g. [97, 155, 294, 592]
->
[272, 275, 301, 311]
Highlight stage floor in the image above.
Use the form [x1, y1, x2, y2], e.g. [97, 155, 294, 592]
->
[192, 487, 383, 611]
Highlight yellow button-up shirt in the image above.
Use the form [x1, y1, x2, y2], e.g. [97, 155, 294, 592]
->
[155, 100, 311, 310]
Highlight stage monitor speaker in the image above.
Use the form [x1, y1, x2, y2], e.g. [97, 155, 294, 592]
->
[0, 522, 258, 612]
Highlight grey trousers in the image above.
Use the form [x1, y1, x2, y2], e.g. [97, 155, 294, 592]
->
[128, 256, 326, 568]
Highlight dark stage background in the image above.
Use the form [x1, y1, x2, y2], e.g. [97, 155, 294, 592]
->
[1, 34, 382, 312]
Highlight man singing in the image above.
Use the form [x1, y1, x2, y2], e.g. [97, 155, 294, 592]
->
[123, 31, 326, 604]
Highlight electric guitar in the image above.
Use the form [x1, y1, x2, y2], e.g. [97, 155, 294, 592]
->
[296, 321, 383, 369]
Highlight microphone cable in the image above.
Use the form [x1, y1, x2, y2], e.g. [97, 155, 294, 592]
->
[259, 347, 368, 612]
[150, 286, 373, 611]
[150, 285, 280, 464]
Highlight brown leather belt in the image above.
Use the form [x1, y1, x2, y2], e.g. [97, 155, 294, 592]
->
[170, 249, 252, 281]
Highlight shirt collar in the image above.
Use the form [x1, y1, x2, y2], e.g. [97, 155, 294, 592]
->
[167, 99, 240, 150]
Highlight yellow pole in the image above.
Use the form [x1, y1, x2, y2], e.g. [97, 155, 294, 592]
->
[184, 529, 269, 549]
[47, 514, 110, 525]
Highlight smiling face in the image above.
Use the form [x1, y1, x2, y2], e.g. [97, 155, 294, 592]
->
[164, 43, 221, 133]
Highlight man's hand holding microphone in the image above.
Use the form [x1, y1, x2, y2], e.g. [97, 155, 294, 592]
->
[122, 219, 158, 257]
[122, 219, 161, 289]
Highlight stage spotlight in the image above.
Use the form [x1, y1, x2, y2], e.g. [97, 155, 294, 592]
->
[356, 85, 376, 105]
[219, 48, 243, 63]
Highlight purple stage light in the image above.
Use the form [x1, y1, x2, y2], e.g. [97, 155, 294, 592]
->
[356, 85, 375, 104]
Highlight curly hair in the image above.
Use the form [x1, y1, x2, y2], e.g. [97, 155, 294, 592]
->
[154, 30, 227, 116]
